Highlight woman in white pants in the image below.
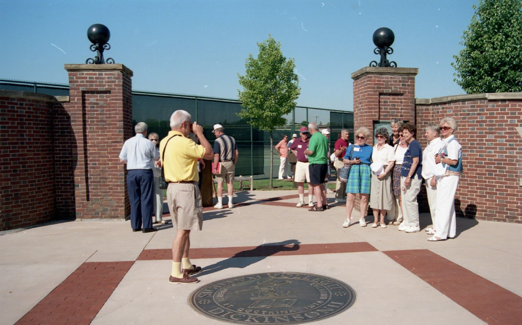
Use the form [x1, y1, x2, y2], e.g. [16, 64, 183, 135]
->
[430, 117, 462, 241]
[148, 132, 164, 223]
[422, 125, 443, 235]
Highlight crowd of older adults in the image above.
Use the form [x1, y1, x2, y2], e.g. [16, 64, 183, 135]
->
[119, 113, 462, 284]
[340, 117, 463, 242]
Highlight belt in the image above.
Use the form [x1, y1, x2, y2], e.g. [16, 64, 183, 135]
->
[297, 160, 309, 163]
[170, 181, 197, 184]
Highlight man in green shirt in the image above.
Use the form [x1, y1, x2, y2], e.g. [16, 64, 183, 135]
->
[304, 122, 329, 211]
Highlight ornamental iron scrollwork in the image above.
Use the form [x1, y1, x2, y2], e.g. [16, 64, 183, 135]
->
[86, 24, 115, 64]
[369, 27, 397, 68]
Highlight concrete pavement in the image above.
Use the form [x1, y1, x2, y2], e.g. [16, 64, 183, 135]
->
[2, 190, 521, 324]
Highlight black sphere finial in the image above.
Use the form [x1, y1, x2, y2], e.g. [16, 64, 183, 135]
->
[369, 27, 397, 67]
[86, 24, 115, 64]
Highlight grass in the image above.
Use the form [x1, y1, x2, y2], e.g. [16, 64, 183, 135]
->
[231, 178, 337, 191]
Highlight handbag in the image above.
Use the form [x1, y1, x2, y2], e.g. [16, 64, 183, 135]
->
[339, 146, 355, 183]
[158, 135, 180, 189]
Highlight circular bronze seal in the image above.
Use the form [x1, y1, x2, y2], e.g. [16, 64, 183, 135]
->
[189, 272, 356, 324]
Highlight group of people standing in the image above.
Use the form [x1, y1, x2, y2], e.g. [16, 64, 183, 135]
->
[341, 117, 463, 242]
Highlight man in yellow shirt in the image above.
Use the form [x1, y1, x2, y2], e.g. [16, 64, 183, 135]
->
[160, 110, 213, 284]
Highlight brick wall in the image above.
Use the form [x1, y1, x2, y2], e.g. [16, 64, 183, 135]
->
[0, 92, 57, 229]
[416, 94, 522, 223]
[352, 67, 418, 144]
[65, 64, 133, 219]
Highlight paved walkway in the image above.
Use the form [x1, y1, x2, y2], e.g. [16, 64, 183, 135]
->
[2, 190, 521, 324]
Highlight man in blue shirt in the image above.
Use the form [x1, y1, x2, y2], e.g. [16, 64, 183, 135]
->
[119, 122, 159, 233]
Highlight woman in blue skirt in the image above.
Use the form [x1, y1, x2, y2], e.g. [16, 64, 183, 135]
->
[342, 127, 373, 228]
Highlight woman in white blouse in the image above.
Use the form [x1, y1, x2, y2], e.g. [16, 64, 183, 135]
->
[369, 128, 395, 228]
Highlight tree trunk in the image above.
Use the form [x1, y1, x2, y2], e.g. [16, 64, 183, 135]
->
[269, 131, 274, 189]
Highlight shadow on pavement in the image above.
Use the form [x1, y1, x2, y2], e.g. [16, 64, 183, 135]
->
[197, 239, 301, 277]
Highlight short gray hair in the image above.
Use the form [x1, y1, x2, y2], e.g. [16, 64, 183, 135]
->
[341, 129, 349, 134]
[308, 122, 318, 131]
[375, 127, 389, 140]
[390, 119, 404, 128]
[440, 117, 457, 131]
[355, 127, 371, 140]
[135, 122, 148, 133]
[425, 124, 440, 136]
[170, 110, 191, 129]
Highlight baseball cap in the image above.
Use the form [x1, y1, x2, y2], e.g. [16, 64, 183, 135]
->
[321, 129, 330, 135]
[212, 124, 223, 133]
[292, 134, 297, 138]
[299, 126, 309, 133]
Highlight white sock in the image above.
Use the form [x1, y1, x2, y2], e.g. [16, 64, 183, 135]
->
[299, 194, 304, 202]
[217, 196, 223, 205]
[228, 195, 233, 204]
[309, 195, 314, 203]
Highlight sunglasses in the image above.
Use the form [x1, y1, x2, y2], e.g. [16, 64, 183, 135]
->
[440, 126, 452, 131]
[399, 133, 404, 137]
[150, 139, 158, 141]
[356, 136, 366, 140]
[376, 135, 385, 139]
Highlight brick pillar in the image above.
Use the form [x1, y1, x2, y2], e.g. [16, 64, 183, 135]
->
[351, 67, 418, 144]
[64, 64, 133, 219]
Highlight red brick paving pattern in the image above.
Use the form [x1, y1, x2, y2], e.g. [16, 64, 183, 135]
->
[15, 261, 134, 325]
[384, 249, 522, 324]
[137, 242, 378, 260]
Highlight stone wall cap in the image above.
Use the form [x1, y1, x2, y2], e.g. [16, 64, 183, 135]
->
[0, 90, 57, 102]
[64, 64, 133, 77]
[416, 92, 522, 105]
[351, 67, 419, 80]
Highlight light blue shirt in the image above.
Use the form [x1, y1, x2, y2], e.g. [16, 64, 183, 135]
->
[119, 134, 159, 170]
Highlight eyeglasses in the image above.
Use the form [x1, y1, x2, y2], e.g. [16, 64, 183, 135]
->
[376, 135, 385, 139]
[440, 126, 452, 131]
[356, 136, 365, 140]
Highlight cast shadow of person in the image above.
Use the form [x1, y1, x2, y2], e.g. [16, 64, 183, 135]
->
[454, 199, 478, 237]
[197, 239, 301, 278]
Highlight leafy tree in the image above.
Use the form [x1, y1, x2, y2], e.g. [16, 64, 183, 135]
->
[452, 0, 522, 93]
[238, 36, 301, 188]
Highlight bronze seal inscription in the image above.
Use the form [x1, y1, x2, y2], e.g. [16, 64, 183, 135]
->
[189, 272, 356, 324]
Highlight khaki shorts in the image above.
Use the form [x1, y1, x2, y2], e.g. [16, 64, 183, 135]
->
[215, 161, 235, 183]
[167, 182, 203, 231]
[295, 161, 310, 183]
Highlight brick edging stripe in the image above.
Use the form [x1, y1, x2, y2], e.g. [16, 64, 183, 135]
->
[15, 261, 134, 325]
[137, 242, 378, 260]
[383, 249, 522, 324]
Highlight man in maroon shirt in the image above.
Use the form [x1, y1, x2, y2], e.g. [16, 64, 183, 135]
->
[290, 127, 314, 207]
[333, 129, 350, 202]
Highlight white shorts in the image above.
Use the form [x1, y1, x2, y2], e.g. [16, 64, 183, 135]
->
[295, 161, 310, 183]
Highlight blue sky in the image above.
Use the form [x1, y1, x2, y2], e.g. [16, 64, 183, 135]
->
[1, 0, 478, 111]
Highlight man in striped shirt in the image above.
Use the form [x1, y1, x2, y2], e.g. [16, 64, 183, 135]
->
[212, 124, 239, 209]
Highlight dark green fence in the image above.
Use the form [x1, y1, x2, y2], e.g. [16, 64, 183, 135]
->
[1, 79, 354, 178]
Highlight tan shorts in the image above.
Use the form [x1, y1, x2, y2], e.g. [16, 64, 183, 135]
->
[167, 182, 203, 231]
[215, 161, 235, 183]
[295, 161, 310, 183]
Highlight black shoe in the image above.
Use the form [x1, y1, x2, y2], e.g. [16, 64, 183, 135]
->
[132, 228, 142, 232]
[142, 228, 157, 233]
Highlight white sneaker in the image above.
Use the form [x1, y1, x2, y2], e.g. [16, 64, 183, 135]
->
[296, 201, 305, 207]
[228, 203, 234, 209]
[405, 226, 420, 233]
[359, 218, 367, 227]
[309, 201, 314, 207]
[342, 219, 351, 228]
[214, 203, 223, 209]
[398, 222, 408, 231]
